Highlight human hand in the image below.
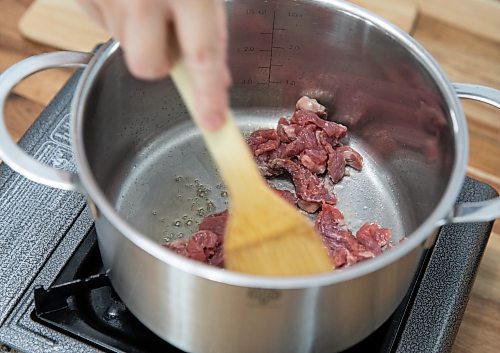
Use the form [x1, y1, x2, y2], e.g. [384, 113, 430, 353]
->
[77, 0, 230, 131]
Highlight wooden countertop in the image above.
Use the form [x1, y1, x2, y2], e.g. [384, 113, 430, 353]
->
[0, 0, 498, 352]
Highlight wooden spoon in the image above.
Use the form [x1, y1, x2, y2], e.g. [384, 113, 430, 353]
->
[170, 60, 332, 276]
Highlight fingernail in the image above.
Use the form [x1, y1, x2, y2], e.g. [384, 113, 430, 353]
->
[201, 111, 225, 131]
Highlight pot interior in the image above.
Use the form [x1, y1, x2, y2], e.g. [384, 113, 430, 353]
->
[80, 0, 455, 258]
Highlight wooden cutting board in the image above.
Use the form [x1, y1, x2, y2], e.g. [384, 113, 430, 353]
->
[418, 0, 500, 44]
[18, 0, 418, 52]
[18, 0, 110, 52]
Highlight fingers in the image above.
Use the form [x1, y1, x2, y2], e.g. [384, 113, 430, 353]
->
[76, 0, 231, 131]
[93, 0, 126, 44]
[121, 1, 171, 80]
[77, 0, 171, 80]
[172, 0, 231, 131]
[75, 0, 107, 28]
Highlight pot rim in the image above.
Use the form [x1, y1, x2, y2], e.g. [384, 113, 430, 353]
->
[71, 0, 468, 289]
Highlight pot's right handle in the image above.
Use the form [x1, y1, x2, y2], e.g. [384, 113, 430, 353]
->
[0, 51, 92, 191]
[441, 83, 500, 225]
[453, 83, 500, 109]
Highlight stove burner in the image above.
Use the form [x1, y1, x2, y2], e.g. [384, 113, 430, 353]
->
[32, 231, 172, 353]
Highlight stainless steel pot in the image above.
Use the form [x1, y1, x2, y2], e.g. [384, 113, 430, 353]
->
[1, 1, 499, 352]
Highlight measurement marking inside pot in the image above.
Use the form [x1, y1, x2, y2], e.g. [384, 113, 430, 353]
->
[254, 10, 293, 86]
[267, 10, 277, 86]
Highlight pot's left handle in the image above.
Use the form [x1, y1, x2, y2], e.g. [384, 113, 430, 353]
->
[0, 51, 92, 191]
[440, 83, 500, 225]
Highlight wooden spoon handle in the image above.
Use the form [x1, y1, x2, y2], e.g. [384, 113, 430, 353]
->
[170, 60, 264, 198]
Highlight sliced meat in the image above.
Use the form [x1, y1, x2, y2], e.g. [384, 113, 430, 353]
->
[316, 129, 337, 149]
[165, 212, 227, 267]
[315, 204, 392, 268]
[291, 109, 347, 140]
[327, 148, 347, 184]
[250, 130, 288, 177]
[280, 123, 321, 159]
[273, 159, 336, 205]
[336, 146, 363, 171]
[297, 199, 321, 213]
[164, 230, 223, 267]
[199, 210, 228, 236]
[247, 129, 280, 156]
[209, 246, 224, 267]
[356, 222, 392, 255]
[254, 151, 284, 177]
[163, 95, 397, 271]
[284, 124, 328, 173]
[297, 124, 322, 150]
[282, 138, 306, 158]
[318, 132, 360, 184]
[276, 117, 297, 142]
[247, 103, 350, 180]
[188, 230, 222, 262]
[163, 239, 187, 254]
[271, 188, 298, 206]
[314, 204, 360, 268]
[317, 130, 348, 184]
[300, 149, 328, 174]
[295, 96, 327, 117]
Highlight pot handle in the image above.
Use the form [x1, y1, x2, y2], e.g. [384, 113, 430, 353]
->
[440, 83, 500, 225]
[0, 51, 92, 191]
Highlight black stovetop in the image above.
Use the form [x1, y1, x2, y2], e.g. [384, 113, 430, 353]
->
[32, 176, 496, 353]
[31, 227, 419, 353]
[0, 70, 497, 353]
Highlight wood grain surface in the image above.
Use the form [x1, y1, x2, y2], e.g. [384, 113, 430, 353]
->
[18, 0, 110, 52]
[0, 1, 498, 352]
[17, 0, 417, 51]
[418, 0, 500, 43]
